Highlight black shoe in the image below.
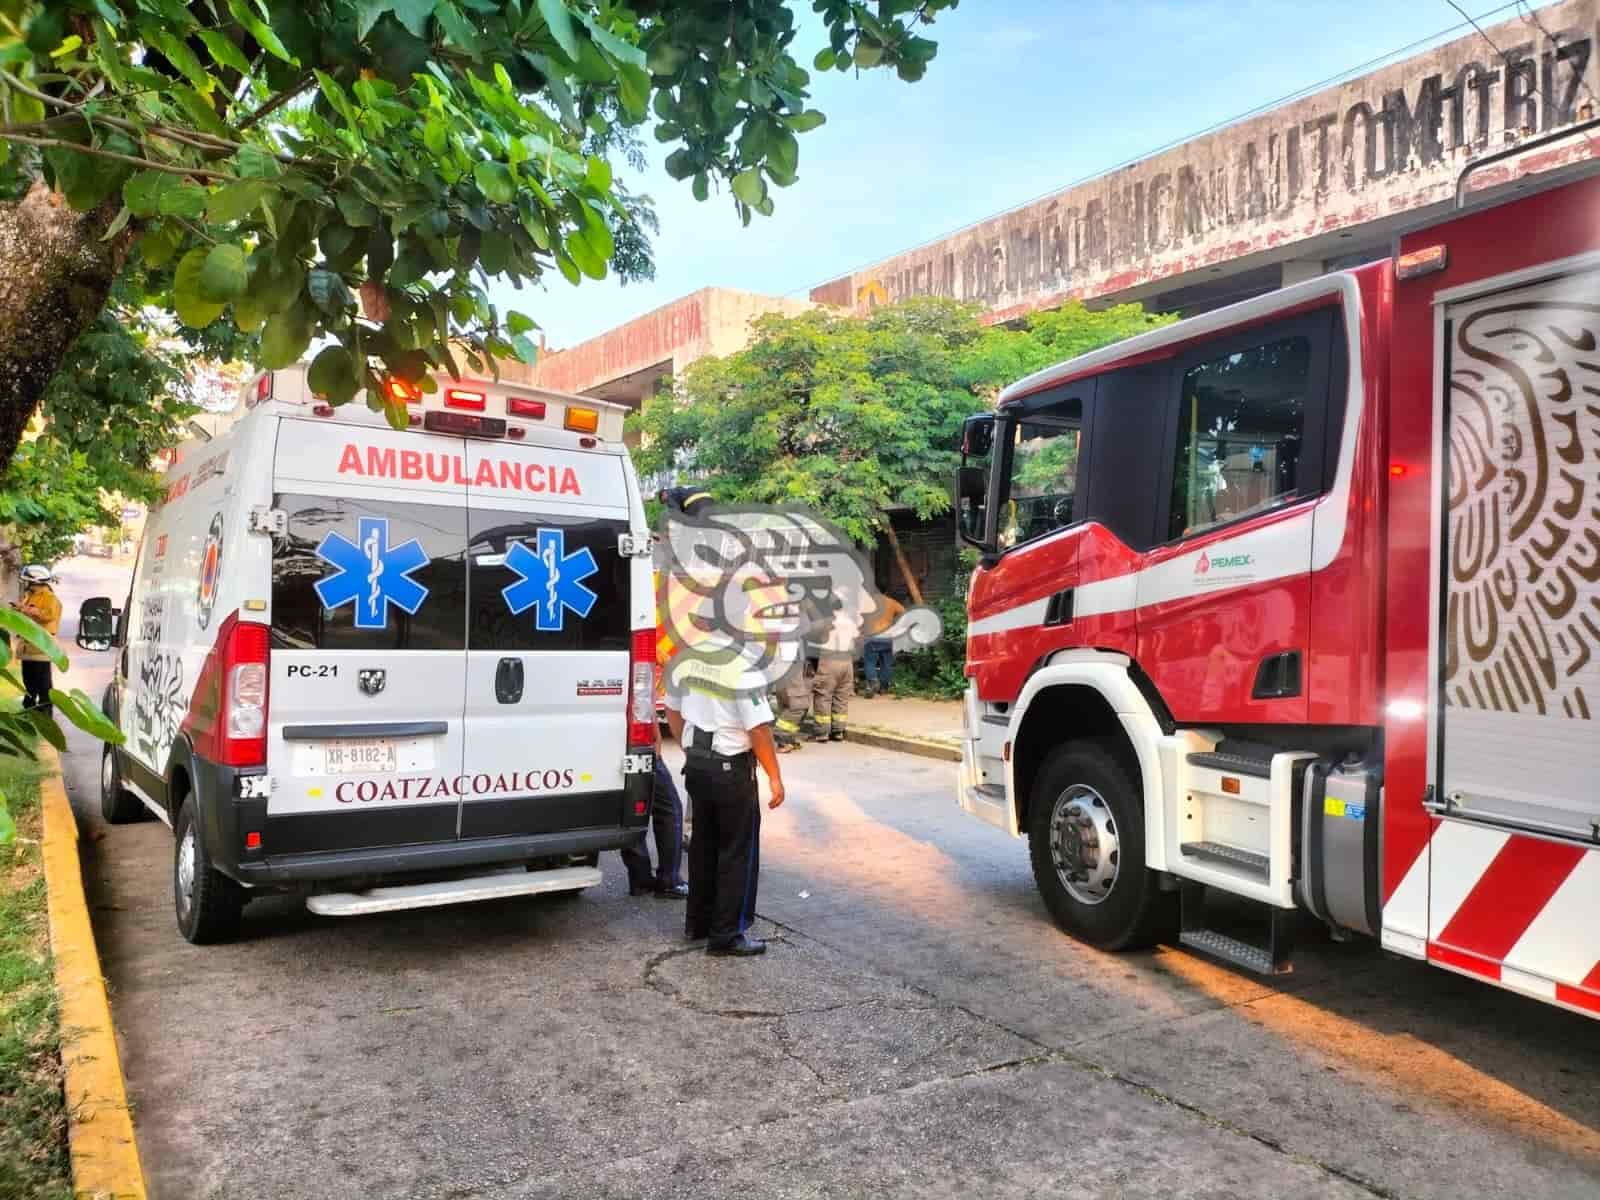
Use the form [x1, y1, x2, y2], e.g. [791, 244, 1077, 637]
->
[707, 933, 767, 957]
[829, 731, 846, 742]
[685, 924, 709, 942]
[654, 880, 689, 899]
[809, 731, 829, 743]
[629, 881, 655, 897]
[859, 685, 876, 699]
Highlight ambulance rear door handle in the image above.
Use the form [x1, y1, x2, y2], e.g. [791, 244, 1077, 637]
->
[495, 657, 525, 704]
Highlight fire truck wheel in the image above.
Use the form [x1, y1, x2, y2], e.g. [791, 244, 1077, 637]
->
[174, 798, 244, 945]
[1027, 741, 1174, 951]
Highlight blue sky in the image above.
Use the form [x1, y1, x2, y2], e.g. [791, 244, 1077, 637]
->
[487, 1, 1539, 349]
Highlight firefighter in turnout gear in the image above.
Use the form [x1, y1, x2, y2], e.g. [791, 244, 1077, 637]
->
[14, 565, 62, 716]
[810, 595, 861, 743]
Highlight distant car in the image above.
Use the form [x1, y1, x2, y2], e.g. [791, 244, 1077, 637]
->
[85, 542, 114, 558]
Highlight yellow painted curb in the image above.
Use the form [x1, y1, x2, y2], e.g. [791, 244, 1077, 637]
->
[38, 744, 148, 1200]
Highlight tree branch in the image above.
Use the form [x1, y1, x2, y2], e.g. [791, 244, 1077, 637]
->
[0, 133, 228, 181]
[235, 71, 315, 131]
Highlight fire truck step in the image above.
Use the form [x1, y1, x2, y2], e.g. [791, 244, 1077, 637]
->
[1177, 928, 1293, 975]
[1179, 840, 1270, 880]
[1177, 881, 1295, 975]
[1186, 739, 1276, 779]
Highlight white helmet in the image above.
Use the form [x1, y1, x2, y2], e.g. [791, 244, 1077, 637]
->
[20, 565, 53, 585]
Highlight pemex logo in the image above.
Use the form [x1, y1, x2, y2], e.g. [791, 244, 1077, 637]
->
[1194, 551, 1211, 576]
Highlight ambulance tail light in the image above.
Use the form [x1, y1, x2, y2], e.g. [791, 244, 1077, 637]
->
[628, 628, 656, 747]
[507, 397, 546, 420]
[564, 405, 600, 435]
[255, 373, 272, 403]
[186, 614, 270, 768]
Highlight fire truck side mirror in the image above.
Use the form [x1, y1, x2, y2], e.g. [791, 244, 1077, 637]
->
[959, 414, 994, 458]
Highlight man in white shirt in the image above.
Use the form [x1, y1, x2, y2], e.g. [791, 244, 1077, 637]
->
[664, 683, 786, 957]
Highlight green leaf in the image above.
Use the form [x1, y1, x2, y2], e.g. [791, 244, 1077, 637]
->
[49, 689, 122, 743]
[138, 220, 184, 267]
[24, 709, 68, 755]
[207, 180, 269, 225]
[308, 269, 352, 314]
[537, 0, 580, 60]
[197, 29, 253, 75]
[432, 1, 480, 52]
[585, 156, 611, 192]
[473, 161, 516, 205]
[787, 110, 826, 133]
[199, 243, 249, 302]
[617, 62, 649, 118]
[50, 34, 84, 58]
[579, 11, 645, 67]
[0, 608, 67, 669]
[307, 344, 361, 402]
[355, 0, 393, 38]
[174, 248, 228, 328]
[0, 794, 14, 847]
[506, 310, 535, 336]
[731, 169, 766, 209]
[554, 247, 580, 285]
[564, 231, 605, 280]
[226, 0, 294, 62]
[391, 0, 435, 36]
[235, 144, 285, 180]
[101, 205, 133, 242]
[148, 29, 215, 94]
[853, 39, 884, 68]
[813, 48, 836, 71]
[157, 180, 208, 220]
[336, 190, 379, 227]
[233, 290, 268, 333]
[259, 304, 316, 369]
[422, 116, 448, 156]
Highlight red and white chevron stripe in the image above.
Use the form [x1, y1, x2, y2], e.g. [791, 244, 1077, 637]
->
[1389, 821, 1600, 1018]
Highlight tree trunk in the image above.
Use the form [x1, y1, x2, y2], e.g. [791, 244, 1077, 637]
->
[882, 520, 924, 605]
[0, 184, 129, 471]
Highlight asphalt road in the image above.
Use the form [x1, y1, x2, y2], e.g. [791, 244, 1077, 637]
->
[43, 558, 1600, 1200]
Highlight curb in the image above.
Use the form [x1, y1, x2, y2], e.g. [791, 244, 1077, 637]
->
[845, 725, 962, 763]
[38, 744, 147, 1200]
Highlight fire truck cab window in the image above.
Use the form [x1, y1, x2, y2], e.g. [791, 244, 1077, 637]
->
[1000, 398, 1083, 550]
[1168, 336, 1310, 541]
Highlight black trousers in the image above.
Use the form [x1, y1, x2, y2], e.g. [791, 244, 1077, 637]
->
[21, 661, 51, 715]
[621, 756, 686, 888]
[684, 752, 760, 943]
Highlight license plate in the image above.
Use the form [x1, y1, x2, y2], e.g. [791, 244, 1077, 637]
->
[323, 739, 397, 775]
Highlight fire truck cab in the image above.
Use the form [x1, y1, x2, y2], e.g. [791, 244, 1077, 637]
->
[955, 161, 1600, 1017]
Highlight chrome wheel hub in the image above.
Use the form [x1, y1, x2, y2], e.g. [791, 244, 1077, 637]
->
[176, 827, 196, 917]
[1049, 785, 1120, 906]
[101, 750, 114, 800]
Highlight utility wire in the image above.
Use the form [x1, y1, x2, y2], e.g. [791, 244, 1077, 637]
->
[783, 1, 1534, 299]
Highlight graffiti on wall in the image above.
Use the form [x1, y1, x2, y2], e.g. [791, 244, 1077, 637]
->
[130, 595, 185, 768]
[819, 8, 1600, 318]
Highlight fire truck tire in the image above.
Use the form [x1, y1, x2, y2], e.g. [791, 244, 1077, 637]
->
[174, 798, 243, 945]
[1027, 741, 1175, 951]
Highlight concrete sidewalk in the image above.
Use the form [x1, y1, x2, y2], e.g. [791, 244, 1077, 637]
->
[837, 694, 963, 762]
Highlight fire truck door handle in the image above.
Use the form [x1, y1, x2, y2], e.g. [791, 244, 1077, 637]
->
[494, 657, 525, 704]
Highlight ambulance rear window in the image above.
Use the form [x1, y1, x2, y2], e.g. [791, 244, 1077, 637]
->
[467, 513, 629, 652]
[270, 494, 469, 651]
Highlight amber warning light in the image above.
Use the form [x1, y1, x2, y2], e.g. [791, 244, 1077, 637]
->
[385, 377, 422, 405]
[564, 405, 600, 434]
[1396, 244, 1448, 280]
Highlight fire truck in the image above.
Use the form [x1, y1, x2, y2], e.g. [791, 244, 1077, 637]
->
[953, 146, 1600, 1019]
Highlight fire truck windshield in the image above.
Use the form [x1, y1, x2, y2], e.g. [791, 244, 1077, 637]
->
[997, 397, 1084, 550]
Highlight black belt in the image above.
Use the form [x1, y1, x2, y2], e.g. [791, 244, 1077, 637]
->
[685, 727, 752, 769]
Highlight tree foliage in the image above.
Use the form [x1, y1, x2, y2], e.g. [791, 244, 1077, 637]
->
[630, 297, 1175, 547]
[0, 0, 958, 459]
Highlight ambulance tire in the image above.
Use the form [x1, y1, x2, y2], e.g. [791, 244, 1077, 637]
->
[174, 798, 243, 944]
[1027, 741, 1176, 951]
[100, 746, 142, 824]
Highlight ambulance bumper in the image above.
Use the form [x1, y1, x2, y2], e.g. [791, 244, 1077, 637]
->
[192, 756, 649, 886]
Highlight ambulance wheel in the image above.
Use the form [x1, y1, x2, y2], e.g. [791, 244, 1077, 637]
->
[1027, 742, 1175, 951]
[174, 798, 242, 944]
[100, 746, 142, 824]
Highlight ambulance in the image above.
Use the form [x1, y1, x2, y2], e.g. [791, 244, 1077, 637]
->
[99, 365, 658, 943]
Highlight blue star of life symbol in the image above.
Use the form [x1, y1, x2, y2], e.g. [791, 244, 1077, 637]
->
[314, 517, 430, 630]
[502, 529, 598, 631]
